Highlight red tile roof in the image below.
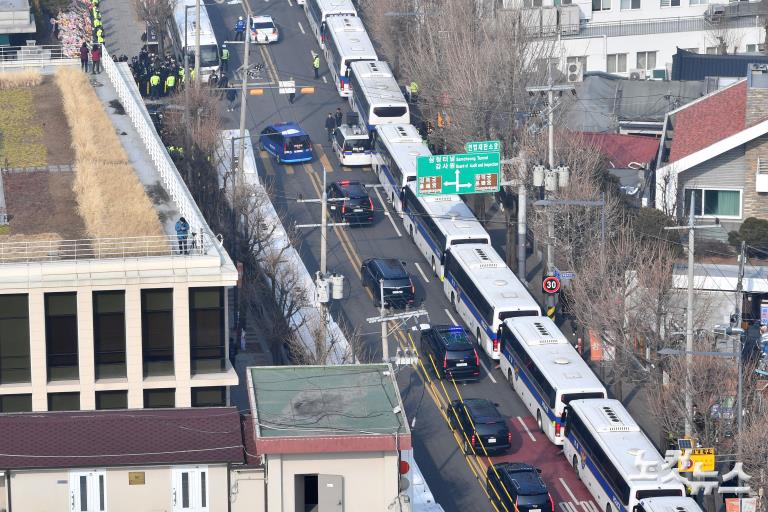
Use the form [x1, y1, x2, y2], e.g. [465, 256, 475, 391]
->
[580, 132, 660, 169]
[0, 407, 244, 470]
[666, 81, 747, 164]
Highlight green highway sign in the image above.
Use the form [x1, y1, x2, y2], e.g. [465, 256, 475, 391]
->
[465, 140, 500, 153]
[416, 152, 500, 196]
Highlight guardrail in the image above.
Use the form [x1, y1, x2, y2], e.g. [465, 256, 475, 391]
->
[0, 234, 208, 264]
[561, 13, 760, 38]
[101, 46, 229, 265]
[0, 44, 78, 70]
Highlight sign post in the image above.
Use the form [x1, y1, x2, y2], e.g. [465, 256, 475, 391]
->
[542, 276, 561, 294]
[416, 152, 501, 196]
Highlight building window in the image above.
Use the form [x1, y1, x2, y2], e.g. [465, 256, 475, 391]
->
[48, 392, 80, 411]
[684, 189, 742, 218]
[0, 394, 32, 412]
[607, 53, 628, 73]
[96, 390, 128, 410]
[660, 0, 680, 6]
[685, 48, 699, 53]
[93, 291, 126, 379]
[524, 0, 543, 6]
[144, 388, 175, 408]
[0, 294, 30, 384]
[592, 0, 610, 10]
[620, 0, 640, 9]
[141, 289, 174, 377]
[189, 288, 226, 374]
[689, 0, 708, 5]
[706, 46, 721, 55]
[747, 44, 765, 53]
[567, 56, 588, 72]
[191, 387, 227, 407]
[636, 51, 657, 70]
[45, 293, 79, 381]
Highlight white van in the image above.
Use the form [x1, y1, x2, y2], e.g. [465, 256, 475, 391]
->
[332, 124, 372, 166]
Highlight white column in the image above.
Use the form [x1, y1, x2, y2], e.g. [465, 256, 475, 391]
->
[27, 290, 47, 411]
[266, 455, 283, 512]
[77, 290, 95, 410]
[174, 286, 191, 407]
[124, 286, 143, 408]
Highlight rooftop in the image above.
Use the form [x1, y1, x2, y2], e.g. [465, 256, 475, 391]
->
[579, 132, 659, 169]
[247, 364, 410, 454]
[0, 407, 244, 470]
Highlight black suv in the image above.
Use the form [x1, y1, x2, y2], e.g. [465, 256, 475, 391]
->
[327, 180, 374, 226]
[487, 463, 553, 512]
[447, 398, 511, 455]
[360, 258, 415, 308]
[421, 325, 480, 382]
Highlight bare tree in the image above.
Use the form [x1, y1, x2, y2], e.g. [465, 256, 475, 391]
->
[133, 0, 177, 56]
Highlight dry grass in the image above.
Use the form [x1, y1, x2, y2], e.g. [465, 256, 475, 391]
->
[55, 68, 163, 240]
[0, 70, 42, 90]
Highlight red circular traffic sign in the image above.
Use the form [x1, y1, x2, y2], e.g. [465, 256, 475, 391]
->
[542, 276, 561, 294]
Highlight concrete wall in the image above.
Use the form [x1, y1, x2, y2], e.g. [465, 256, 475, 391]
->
[0, 474, 7, 512]
[265, 451, 400, 512]
[0, 284, 237, 411]
[9, 465, 229, 512]
[231, 467, 267, 512]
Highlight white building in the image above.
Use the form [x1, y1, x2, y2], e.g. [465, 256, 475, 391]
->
[510, 0, 764, 77]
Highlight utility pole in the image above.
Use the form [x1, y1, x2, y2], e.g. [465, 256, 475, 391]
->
[663, 202, 719, 436]
[517, 159, 527, 284]
[380, 280, 388, 361]
[735, 240, 746, 464]
[194, 0, 201, 86]
[237, 0, 251, 177]
[367, 307, 428, 363]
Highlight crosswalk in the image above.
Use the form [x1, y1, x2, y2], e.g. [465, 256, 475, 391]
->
[559, 501, 600, 512]
[255, 144, 372, 176]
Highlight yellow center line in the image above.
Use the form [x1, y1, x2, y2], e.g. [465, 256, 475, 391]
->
[258, 150, 277, 176]
[315, 144, 334, 173]
[259, 44, 279, 84]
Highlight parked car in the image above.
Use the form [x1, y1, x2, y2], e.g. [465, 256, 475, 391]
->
[447, 398, 511, 455]
[249, 15, 278, 43]
[258, 122, 313, 164]
[360, 258, 415, 308]
[420, 325, 480, 382]
[487, 463, 554, 512]
[327, 180, 374, 226]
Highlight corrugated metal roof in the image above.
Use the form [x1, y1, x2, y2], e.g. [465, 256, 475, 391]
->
[672, 48, 768, 81]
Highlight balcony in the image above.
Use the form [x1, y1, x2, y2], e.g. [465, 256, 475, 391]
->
[561, 12, 760, 38]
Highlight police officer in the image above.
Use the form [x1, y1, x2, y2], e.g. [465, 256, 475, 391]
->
[409, 81, 419, 103]
[190, 67, 197, 83]
[220, 44, 230, 73]
[234, 16, 246, 41]
[312, 54, 320, 79]
[165, 72, 176, 96]
[177, 66, 185, 89]
[149, 70, 161, 100]
[96, 27, 104, 46]
[93, 15, 102, 30]
[175, 217, 190, 254]
[324, 113, 335, 143]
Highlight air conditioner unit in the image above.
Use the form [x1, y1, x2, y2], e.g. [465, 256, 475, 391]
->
[629, 68, 646, 80]
[706, 4, 725, 21]
[566, 62, 583, 83]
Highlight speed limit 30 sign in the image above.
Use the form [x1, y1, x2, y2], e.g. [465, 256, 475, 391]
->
[542, 276, 561, 294]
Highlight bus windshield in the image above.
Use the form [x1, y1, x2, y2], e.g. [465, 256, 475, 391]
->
[186, 44, 219, 68]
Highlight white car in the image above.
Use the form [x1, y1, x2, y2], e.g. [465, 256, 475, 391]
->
[249, 15, 278, 44]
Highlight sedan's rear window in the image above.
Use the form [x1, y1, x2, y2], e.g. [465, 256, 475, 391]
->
[518, 493, 549, 506]
[252, 22, 275, 29]
[286, 135, 311, 151]
[447, 348, 475, 361]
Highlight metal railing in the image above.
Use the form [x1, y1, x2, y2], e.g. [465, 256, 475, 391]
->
[0, 44, 78, 70]
[0, 234, 208, 264]
[561, 13, 760, 38]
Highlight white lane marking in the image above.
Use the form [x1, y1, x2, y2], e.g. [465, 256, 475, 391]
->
[414, 262, 430, 283]
[322, 75, 328, 83]
[517, 416, 536, 442]
[287, 0, 293, 5]
[297, 21, 305, 34]
[560, 503, 579, 512]
[582, 502, 599, 512]
[559, 478, 579, 504]
[444, 308, 458, 325]
[479, 358, 497, 384]
[373, 187, 402, 237]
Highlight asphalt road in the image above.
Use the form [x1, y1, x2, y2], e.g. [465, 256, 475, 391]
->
[206, 1, 600, 510]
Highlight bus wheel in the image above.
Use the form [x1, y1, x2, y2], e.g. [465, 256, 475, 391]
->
[409, 226, 414, 240]
[431, 257, 436, 275]
[450, 292, 455, 306]
[476, 328, 481, 347]
[508, 370, 514, 387]
[572, 456, 579, 479]
[537, 411, 543, 431]
[606, 505, 612, 512]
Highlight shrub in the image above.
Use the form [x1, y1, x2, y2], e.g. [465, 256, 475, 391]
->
[632, 207, 681, 254]
[734, 217, 768, 257]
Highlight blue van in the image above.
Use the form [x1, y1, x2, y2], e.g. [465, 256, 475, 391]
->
[258, 122, 314, 164]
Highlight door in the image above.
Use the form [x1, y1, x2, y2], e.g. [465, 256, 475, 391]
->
[317, 475, 343, 512]
[70, 470, 106, 512]
[172, 467, 209, 512]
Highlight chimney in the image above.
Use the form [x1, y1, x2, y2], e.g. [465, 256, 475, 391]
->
[746, 64, 768, 126]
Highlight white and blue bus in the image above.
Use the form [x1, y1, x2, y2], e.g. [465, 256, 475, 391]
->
[324, 16, 377, 97]
[402, 183, 490, 279]
[373, 124, 430, 214]
[171, 0, 220, 81]
[349, 60, 410, 130]
[498, 316, 606, 445]
[443, 244, 541, 359]
[637, 497, 704, 512]
[304, 0, 356, 49]
[563, 399, 685, 512]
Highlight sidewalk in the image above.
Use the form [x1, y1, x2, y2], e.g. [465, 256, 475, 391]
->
[482, 202, 664, 449]
[100, 0, 144, 59]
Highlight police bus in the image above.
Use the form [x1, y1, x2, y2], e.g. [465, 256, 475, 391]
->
[304, 0, 356, 48]
[402, 183, 490, 279]
[349, 60, 410, 130]
[171, 0, 220, 82]
[443, 244, 541, 360]
[324, 16, 377, 97]
[498, 316, 606, 444]
[373, 124, 430, 214]
[563, 399, 685, 512]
